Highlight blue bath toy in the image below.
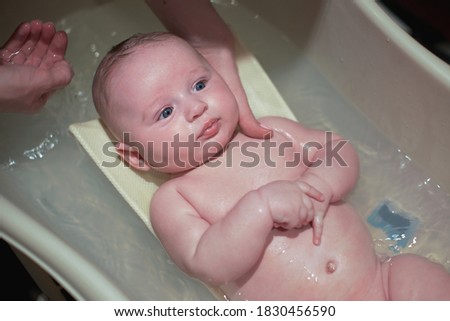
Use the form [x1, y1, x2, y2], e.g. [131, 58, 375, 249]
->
[367, 201, 419, 253]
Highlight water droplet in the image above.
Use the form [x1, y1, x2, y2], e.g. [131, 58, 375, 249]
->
[303, 266, 318, 283]
[23, 132, 59, 160]
[1, 158, 16, 170]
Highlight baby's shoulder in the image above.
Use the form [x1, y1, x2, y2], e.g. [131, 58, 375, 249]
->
[150, 177, 187, 211]
[258, 116, 325, 142]
[258, 115, 299, 128]
[152, 173, 201, 203]
[150, 177, 195, 222]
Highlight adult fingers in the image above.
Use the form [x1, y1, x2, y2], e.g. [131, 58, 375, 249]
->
[7, 20, 43, 65]
[41, 31, 69, 68]
[0, 21, 31, 52]
[28, 22, 56, 67]
[0, 22, 31, 64]
[238, 101, 273, 139]
[20, 20, 43, 59]
[48, 31, 68, 57]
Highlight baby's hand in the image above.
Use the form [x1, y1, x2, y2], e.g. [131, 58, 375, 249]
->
[256, 180, 325, 241]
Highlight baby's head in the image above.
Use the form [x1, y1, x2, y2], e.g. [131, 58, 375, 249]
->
[92, 32, 239, 173]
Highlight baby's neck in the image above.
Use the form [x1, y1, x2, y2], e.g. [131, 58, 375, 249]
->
[168, 129, 241, 178]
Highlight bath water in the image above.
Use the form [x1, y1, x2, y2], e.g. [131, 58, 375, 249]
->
[0, 0, 448, 300]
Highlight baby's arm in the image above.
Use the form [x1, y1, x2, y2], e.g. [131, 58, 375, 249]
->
[150, 181, 272, 285]
[150, 179, 323, 285]
[261, 117, 360, 244]
[299, 129, 358, 202]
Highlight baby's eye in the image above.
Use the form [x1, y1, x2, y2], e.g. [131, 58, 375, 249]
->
[194, 80, 206, 91]
[158, 106, 173, 120]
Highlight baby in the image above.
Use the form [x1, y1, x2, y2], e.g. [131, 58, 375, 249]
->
[92, 32, 450, 300]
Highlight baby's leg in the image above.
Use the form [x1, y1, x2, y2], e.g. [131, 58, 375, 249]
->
[385, 254, 450, 300]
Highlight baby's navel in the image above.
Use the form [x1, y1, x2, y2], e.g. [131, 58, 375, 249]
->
[326, 260, 337, 274]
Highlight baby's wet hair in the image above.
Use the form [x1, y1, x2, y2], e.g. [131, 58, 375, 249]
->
[92, 32, 175, 121]
[108, 31, 173, 62]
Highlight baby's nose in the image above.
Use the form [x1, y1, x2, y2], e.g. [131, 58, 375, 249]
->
[186, 99, 207, 122]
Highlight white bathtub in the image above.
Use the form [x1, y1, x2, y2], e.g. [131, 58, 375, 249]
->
[1, 0, 449, 300]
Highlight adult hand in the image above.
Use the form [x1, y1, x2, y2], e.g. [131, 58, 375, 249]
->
[194, 41, 273, 139]
[0, 20, 73, 114]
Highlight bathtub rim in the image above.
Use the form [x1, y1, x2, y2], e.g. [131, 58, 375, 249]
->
[0, 195, 129, 300]
[354, 0, 450, 86]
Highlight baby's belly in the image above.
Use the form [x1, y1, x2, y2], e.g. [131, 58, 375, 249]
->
[222, 202, 380, 300]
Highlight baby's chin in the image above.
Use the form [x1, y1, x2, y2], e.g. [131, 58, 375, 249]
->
[148, 136, 229, 174]
[148, 153, 220, 175]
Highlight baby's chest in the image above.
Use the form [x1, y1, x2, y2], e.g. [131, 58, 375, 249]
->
[182, 135, 307, 222]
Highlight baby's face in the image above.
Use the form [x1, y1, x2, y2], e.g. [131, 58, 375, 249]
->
[108, 38, 239, 173]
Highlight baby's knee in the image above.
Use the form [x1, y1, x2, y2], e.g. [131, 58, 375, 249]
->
[387, 254, 450, 300]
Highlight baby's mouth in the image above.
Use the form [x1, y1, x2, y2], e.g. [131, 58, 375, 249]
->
[197, 118, 220, 140]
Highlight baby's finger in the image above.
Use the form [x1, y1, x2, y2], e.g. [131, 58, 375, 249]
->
[312, 212, 325, 246]
[301, 192, 313, 211]
[297, 181, 324, 201]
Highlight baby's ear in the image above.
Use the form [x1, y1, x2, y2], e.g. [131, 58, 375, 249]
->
[115, 142, 151, 171]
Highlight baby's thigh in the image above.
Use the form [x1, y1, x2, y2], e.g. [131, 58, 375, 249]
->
[387, 254, 450, 300]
